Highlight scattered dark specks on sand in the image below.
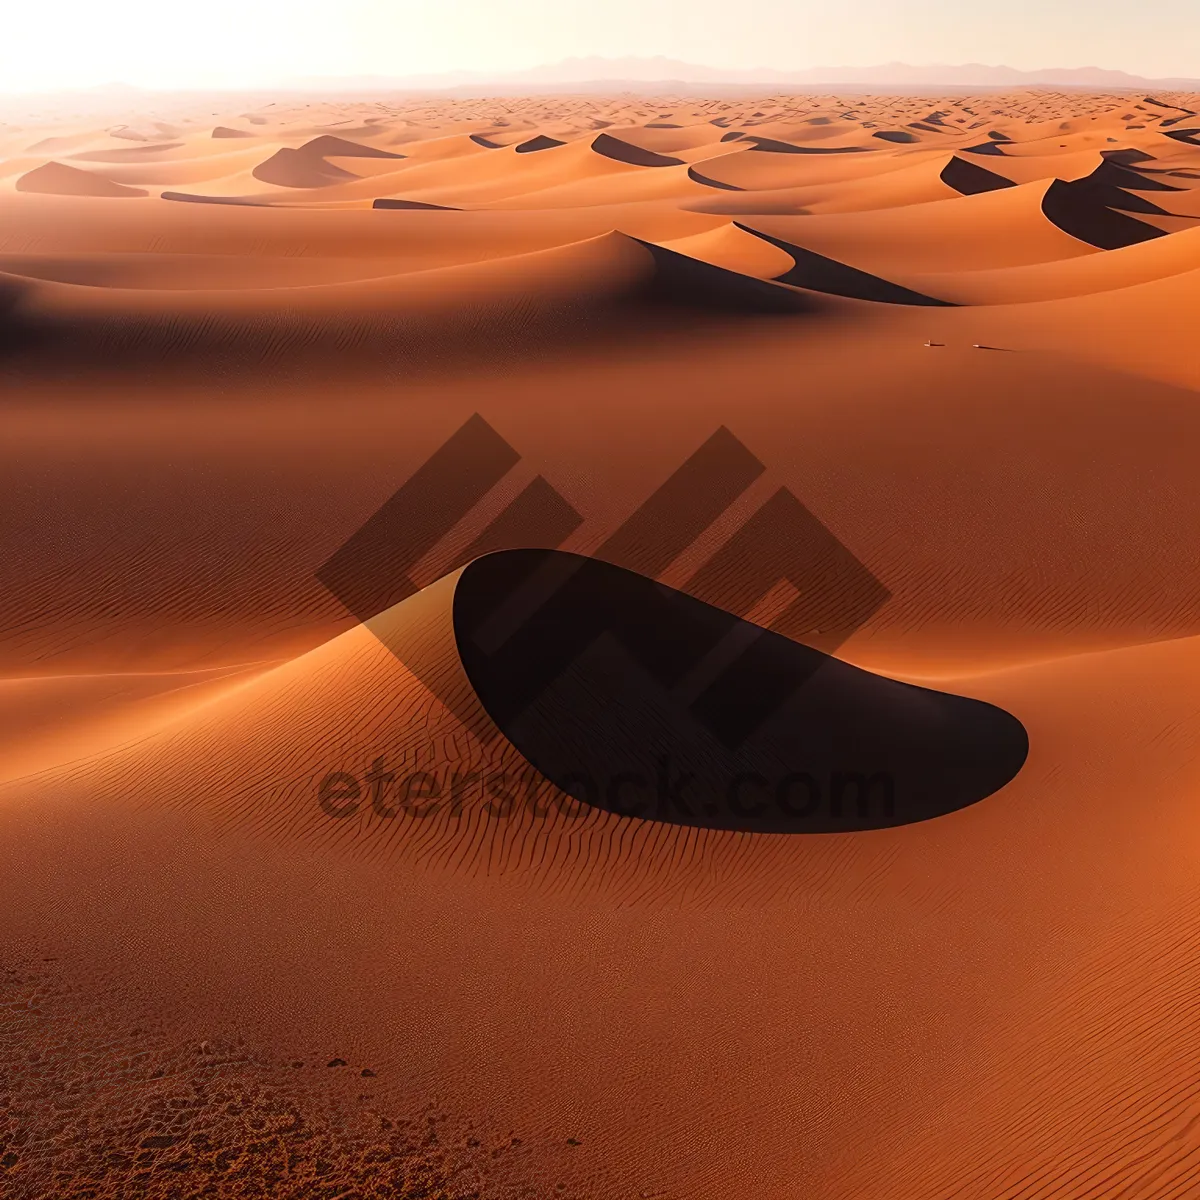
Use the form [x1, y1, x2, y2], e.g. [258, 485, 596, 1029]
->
[567, 1137, 582, 1146]
[361, 1068, 376, 1077]
[327, 1057, 348, 1068]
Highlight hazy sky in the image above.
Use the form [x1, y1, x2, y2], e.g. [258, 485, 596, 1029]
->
[4, 0, 1199, 91]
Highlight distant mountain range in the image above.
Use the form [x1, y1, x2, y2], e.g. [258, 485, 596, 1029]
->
[290, 56, 1200, 95]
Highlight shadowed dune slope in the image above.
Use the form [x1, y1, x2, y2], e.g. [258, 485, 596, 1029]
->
[15, 161, 149, 198]
[455, 549, 1027, 832]
[939, 154, 1016, 195]
[591, 131, 685, 167]
[736, 222, 954, 304]
[0, 230, 822, 377]
[251, 147, 361, 188]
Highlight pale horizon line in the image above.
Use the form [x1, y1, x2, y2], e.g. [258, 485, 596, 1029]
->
[4, 55, 1200, 99]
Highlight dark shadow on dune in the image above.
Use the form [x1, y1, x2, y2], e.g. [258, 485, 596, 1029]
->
[719, 131, 745, 142]
[1041, 178, 1167, 249]
[160, 192, 270, 205]
[686, 165, 743, 190]
[469, 134, 503, 148]
[515, 135, 565, 153]
[736, 223, 955, 307]
[372, 197, 459, 210]
[298, 135, 405, 160]
[873, 130, 919, 143]
[212, 126, 256, 138]
[1090, 159, 1182, 193]
[0, 275, 40, 358]
[252, 148, 359, 188]
[1101, 147, 1156, 166]
[591, 133, 684, 167]
[744, 137, 871, 154]
[250, 136, 404, 189]
[453, 549, 1028, 833]
[1164, 128, 1200, 146]
[15, 163, 149, 198]
[0, 231, 822, 380]
[940, 155, 1016, 195]
[1144, 96, 1190, 111]
[962, 141, 1008, 157]
[632, 239, 817, 314]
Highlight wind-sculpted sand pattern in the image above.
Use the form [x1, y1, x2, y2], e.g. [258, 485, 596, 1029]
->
[4, 88, 1200, 1199]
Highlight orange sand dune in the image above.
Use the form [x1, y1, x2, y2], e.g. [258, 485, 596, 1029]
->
[906, 220, 1200, 302]
[15, 160, 149, 198]
[3, 87, 1200, 1200]
[736, 180, 1099, 272]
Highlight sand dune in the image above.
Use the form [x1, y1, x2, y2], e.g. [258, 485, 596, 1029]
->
[15, 160, 148, 198]
[590, 130, 686, 167]
[4, 86, 1200, 1200]
[732, 181, 1101, 273]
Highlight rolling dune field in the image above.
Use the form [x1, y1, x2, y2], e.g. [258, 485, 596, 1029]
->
[3, 86, 1200, 1199]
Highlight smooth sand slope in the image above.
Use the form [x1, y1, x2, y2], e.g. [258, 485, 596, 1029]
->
[3, 86, 1200, 1200]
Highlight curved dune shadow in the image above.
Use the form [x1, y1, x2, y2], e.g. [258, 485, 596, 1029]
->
[735, 223, 954, 307]
[591, 133, 684, 167]
[686, 164, 744, 191]
[633, 238, 818, 314]
[940, 155, 1015, 196]
[297, 135, 405, 160]
[1041, 178, 1166, 249]
[1090, 159, 1183, 193]
[161, 192, 270, 206]
[372, 197, 459, 210]
[453, 550, 1028, 833]
[745, 137, 871, 154]
[873, 130, 920, 144]
[515, 135, 565, 153]
[249, 136, 404, 190]
[252, 148, 359, 188]
[1101, 147, 1156, 167]
[16, 162, 148, 198]
[962, 141, 1008, 157]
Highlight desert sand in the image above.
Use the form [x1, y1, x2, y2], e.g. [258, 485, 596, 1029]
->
[3, 86, 1200, 1198]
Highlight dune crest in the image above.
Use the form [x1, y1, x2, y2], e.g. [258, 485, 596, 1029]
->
[15, 161, 148, 197]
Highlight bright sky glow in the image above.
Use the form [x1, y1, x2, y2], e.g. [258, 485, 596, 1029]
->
[3, 0, 1198, 92]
